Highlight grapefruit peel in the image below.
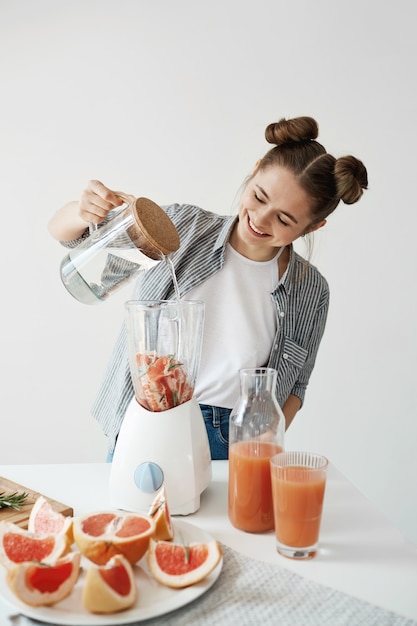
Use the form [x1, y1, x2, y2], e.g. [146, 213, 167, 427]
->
[0, 521, 69, 570]
[28, 495, 74, 548]
[148, 487, 174, 541]
[73, 511, 156, 565]
[147, 538, 222, 588]
[82, 554, 138, 614]
[6, 551, 81, 607]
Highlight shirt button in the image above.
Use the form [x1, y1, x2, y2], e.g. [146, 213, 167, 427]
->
[279, 311, 285, 318]
[283, 353, 289, 360]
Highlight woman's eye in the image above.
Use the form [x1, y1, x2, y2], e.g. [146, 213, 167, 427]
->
[277, 215, 289, 226]
[253, 192, 264, 203]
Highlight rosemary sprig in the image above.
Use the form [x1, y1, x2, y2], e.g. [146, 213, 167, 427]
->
[167, 355, 183, 371]
[0, 490, 29, 510]
[178, 531, 190, 564]
[183, 543, 190, 565]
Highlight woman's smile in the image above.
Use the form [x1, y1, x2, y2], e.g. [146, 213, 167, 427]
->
[247, 216, 269, 237]
[230, 165, 320, 262]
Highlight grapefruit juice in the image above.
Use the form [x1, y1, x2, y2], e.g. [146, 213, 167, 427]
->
[271, 463, 327, 555]
[228, 440, 282, 532]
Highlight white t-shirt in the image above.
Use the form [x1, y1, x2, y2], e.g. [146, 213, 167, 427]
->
[186, 244, 285, 408]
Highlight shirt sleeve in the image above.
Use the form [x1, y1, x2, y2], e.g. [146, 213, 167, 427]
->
[290, 285, 329, 405]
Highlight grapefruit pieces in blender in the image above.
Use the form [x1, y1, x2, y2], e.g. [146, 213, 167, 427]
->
[0, 521, 69, 570]
[135, 353, 193, 411]
[28, 495, 73, 548]
[82, 554, 138, 614]
[6, 551, 81, 607]
[147, 538, 222, 588]
[73, 511, 155, 565]
[148, 486, 174, 541]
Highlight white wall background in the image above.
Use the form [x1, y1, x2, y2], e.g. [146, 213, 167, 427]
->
[1, 1, 416, 544]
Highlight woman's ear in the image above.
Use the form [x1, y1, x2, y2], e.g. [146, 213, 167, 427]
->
[306, 219, 327, 235]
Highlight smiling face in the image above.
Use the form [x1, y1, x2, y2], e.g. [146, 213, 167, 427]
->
[230, 165, 325, 262]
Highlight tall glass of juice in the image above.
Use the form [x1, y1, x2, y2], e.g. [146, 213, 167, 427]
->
[228, 368, 285, 533]
[270, 451, 328, 559]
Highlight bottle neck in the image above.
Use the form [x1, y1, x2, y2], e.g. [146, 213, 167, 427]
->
[239, 367, 277, 397]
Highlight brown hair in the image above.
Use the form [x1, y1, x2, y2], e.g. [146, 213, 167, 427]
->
[257, 116, 368, 227]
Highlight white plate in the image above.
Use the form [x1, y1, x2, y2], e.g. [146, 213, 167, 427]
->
[0, 520, 223, 625]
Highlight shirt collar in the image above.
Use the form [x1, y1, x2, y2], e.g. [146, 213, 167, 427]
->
[215, 215, 238, 250]
[279, 245, 311, 295]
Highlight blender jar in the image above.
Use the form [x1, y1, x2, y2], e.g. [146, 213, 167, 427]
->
[125, 300, 205, 412]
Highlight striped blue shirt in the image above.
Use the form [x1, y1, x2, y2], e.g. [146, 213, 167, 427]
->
[87, 203, 329, 452]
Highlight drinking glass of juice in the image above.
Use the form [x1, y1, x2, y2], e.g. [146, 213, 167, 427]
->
[270, 451, 328, 559]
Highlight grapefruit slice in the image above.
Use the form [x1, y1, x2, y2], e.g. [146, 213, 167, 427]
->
[6, 551, 81, 606]
[28, 496, 73, 548]
[148, 487, 174, 541]
[147, 538, 222, 588]
[0, 521, 69, 571]
[82, 554, 138, 614]
[135, 353, 193, 411]
[73, 511, 155, 565]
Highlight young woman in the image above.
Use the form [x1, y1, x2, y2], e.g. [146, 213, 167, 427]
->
[48, 116, 368, 460]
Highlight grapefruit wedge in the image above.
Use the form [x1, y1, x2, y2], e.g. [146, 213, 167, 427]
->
[0, 521, 69, 570]
[135, 353, 194, 411]
[82, 554, 138, 614]
[73, 511, 155, 565]
[28, 495, 73, 548]
[148, 487, 174, 541]
[147, 538, 222, 588]
[6, 551, 81, 607]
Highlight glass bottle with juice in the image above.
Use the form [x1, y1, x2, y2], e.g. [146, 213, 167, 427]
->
[228, 367, 285, 532]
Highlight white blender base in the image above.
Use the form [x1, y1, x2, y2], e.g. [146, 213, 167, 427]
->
[109, 397, 212, 515]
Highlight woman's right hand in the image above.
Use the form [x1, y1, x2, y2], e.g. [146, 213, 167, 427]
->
[79, 179, 126, 226]
[48, 179, 132, 242]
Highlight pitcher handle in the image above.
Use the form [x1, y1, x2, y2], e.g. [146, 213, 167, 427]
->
[88, 191, 136, 235]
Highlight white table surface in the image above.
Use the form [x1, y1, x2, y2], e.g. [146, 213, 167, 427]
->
[0, 461, 416, 623]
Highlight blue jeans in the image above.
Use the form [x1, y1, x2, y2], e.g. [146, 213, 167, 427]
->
[199, 404, 231, 460]
[106, 404, 231, 462]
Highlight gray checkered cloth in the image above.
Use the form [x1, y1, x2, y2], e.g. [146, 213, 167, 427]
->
[10, 544, 416, 626]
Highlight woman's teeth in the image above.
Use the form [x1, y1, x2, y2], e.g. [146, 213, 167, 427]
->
[249, 218, 267, 236]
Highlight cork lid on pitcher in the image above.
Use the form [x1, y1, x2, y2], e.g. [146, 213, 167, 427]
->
[128, 197, 180, 260]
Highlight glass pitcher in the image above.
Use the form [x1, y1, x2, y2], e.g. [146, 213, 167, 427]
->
[60, 196, 180, 305]
[228, 367, 285, 532]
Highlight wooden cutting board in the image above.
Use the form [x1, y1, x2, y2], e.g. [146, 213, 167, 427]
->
[0, 476, 73, 529]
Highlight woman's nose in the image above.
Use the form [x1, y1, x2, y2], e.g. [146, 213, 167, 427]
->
[254, 205, 274, 228]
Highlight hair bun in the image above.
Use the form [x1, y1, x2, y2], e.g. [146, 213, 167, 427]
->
[335, 156, 368, 204]
[265, 116, 319, 146]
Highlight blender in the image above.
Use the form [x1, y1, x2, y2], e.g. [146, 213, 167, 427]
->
[109, 300, 212, 515]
